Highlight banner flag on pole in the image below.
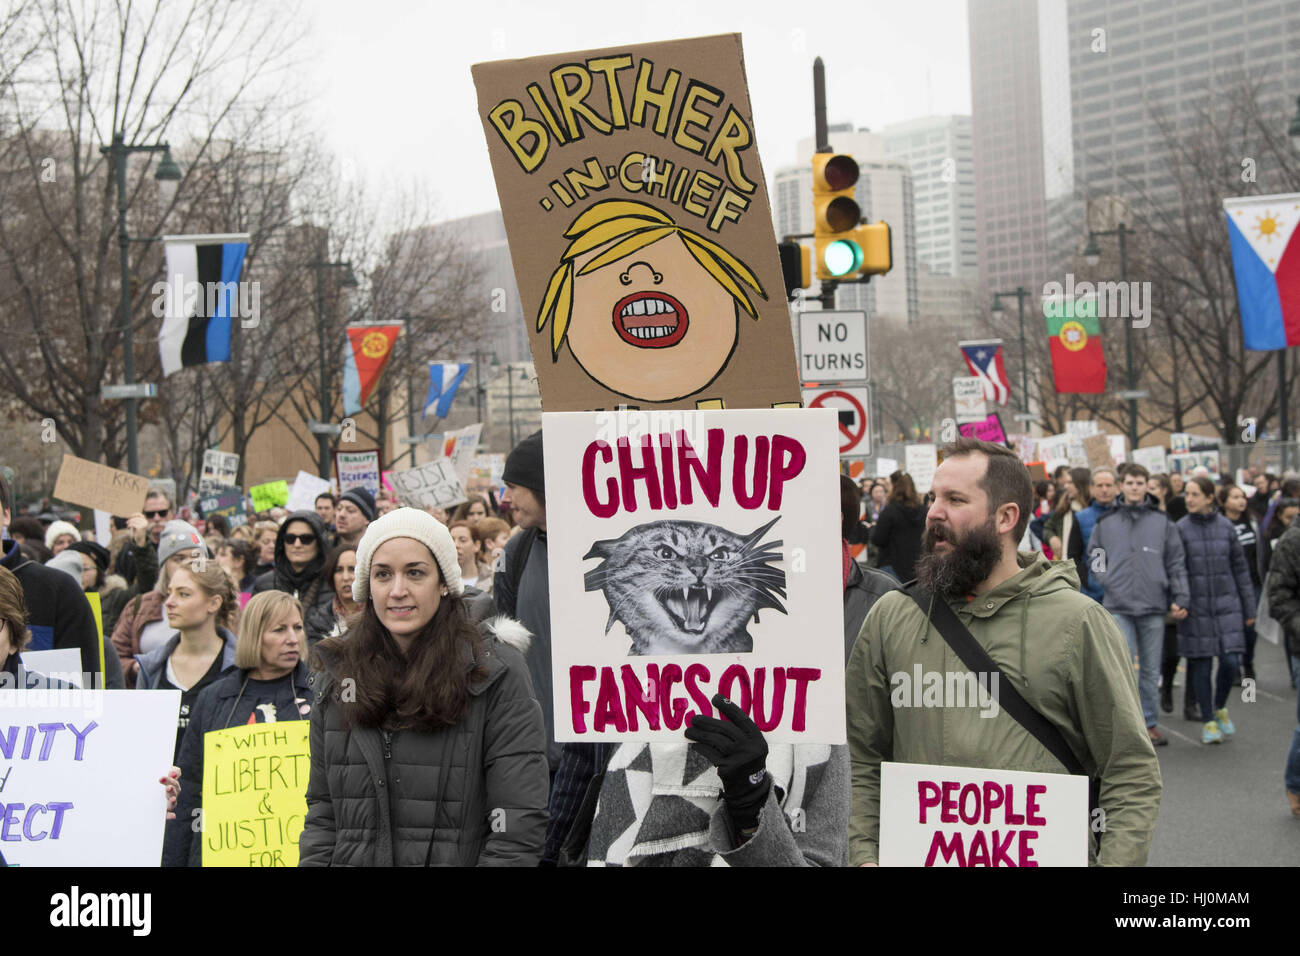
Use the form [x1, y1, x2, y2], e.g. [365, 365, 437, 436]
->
[1044, 296, 1107, 393]
[342, 325, 402, 416]
[158, 233, 250, 376]
[959, 339, 1010, 405]
[1223, 193, 1300, 350]
[423, 362, 472, 420]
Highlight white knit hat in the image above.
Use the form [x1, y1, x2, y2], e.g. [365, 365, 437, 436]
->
[44, 520, 80, 551]
[353, 507, 461, 603]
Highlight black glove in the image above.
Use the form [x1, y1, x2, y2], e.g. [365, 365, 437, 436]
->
[685, 694, 770, 833]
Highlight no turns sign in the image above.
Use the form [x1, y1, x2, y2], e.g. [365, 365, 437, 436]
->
[803, 385, 872, 456]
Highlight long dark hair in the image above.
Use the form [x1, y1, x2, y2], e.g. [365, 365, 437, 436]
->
[317, 569, 487, 732]
[888, 471, 921, 508]
[320, 543, 357, 598]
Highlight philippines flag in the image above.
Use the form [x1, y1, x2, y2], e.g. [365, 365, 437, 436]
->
[158, 234, 250, 376]
[423, 362, 471, 420]
[1223, 193, 1300, 350]
[959, 339, 1010, 405]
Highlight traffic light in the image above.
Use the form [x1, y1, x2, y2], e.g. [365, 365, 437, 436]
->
[812, 153, 862, 280]
[778, 240, 811, 300]
[857, 220, 892, 278]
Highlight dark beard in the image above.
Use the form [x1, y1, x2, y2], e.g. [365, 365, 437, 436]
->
[915, 516, 1003, 598]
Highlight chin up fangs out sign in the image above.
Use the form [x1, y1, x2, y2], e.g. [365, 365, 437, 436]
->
[473, 34, 801, 411]
[544, 409, 845, 744]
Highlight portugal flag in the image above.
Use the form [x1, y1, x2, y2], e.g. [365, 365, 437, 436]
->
[343, 325, 402, 415]
[1045, 297, 1106, 393]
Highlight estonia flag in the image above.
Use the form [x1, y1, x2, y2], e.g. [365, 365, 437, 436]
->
[158, 234, 250, 376]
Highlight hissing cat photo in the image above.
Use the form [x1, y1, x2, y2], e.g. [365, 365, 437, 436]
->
[583, 517, 787, 655]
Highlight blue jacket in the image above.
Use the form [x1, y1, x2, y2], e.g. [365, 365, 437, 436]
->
[134, 629, 238, 690]
[1087, 502, 1189, 616]
[1175, 512, 1255, 658]
[1074, 502, 1115, 601]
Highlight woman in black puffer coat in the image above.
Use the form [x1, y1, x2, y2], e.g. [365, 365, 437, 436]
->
[251, 511, 333, 641]
[1175, 477, 1256, 743]
[299, 509, 548, 866]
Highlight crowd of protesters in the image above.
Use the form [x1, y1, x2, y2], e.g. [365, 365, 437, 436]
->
[3, 429, 1299, 868]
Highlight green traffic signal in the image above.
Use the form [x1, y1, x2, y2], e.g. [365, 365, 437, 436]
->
[823, 239, 863, 277]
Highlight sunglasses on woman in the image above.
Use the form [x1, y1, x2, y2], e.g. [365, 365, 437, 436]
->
[283, 533, 317, 545]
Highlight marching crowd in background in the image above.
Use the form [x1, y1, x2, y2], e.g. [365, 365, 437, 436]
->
[1, 430, 1298, 867]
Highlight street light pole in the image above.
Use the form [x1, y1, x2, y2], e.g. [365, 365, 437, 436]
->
[1086, 223, 1138, 452]
[402, 313, 417, 467]
[992, 287, 1031, 418]
[101, 131, 181, 474]
[308, 251, 356, 476]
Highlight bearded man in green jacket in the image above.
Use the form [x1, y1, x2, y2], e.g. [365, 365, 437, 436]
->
[847, 437, 1161, 866]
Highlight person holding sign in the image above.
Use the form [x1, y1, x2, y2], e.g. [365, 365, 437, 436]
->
[300, 508, 548, 865]
[135, 557, 239, 762]
[162, 590, 312, 866]
[846, 438, 1161, 866]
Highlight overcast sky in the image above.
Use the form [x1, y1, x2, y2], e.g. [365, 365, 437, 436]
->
[304, 0, 971, 223]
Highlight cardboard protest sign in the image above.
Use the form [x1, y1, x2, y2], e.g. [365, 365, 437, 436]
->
[52, 455, 149, 517]
[878, 761, 1088, 867]
[956, 413, 1007, 445]
[1082, 433, 1114, 470]
[334, 448, 382, 498]
[544, 409, 844, 744]
[1007, 434, 1036, 464]
[1026, 462, 1048, 482]
[1168, 450, 1221, 479]
[952, 377, 987, 423]
[904, 444, 938, 494]
[388, 459, 467, 511]
[1170, 432, 1218, 455]
[1035, 434, 1070, 472]
[248, 480, 289, 512]
[1131, 445, 1166, 474]
[285, 471, 333, 513]
[1106, 434, 1127, 465]
[199, 450, 240, 494]
[473, 34, 801, 411]
[0, 689, 180, 865]
[201, 721, 310, 867]
[198, 486, 247, 528]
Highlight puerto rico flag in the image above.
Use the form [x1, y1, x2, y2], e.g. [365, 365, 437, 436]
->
[342, 325, 402, 416]
[1224, 193, 1300, 350]
[959, 340, 1010, 405]
[158, 234, 250, 376]
[423, 362, 471, 420]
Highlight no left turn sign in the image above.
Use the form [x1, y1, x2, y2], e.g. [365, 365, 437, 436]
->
[803, 385, 872, 456]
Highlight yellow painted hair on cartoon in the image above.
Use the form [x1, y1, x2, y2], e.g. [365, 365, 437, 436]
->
[536, 199, 767, 357]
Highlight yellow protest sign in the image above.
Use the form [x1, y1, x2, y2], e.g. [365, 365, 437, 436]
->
[201, 721, 310, 867]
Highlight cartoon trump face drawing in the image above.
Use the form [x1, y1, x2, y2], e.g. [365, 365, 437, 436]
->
[537, 199, 767, 403]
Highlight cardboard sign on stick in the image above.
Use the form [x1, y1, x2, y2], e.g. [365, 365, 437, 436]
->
[285, 471, 333, 513]
[904, 444, 938, 494]
[1082, 433, 1114, 470]
[199, 450, 240, 494]
[543, 409, 845, 744]
[878, 761, 1089, 867]
[0, 689, 180, 865]
[334, 449, 382, 498]
[52, 455, 149, 516]
[957, 413, 1008, 445]
[473, 34, 801, 411]
[388, 460, 468, 511]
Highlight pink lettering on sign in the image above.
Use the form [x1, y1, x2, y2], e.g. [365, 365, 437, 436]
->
[915, 777, 1050, 866]
[957, 414, 1007, 445]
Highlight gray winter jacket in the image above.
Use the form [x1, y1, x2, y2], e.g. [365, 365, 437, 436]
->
[1086, 502, 1189, 616]
[298, 617, 549, 866]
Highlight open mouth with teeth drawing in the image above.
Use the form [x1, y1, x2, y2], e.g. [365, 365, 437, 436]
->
[660, 584, 720, 634]
[611, 291, 689, 348]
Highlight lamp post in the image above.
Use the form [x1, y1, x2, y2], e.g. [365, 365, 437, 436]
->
[1084, 223, 1139, 452]
[308, 252, 358, 475]
[991, 287, 1031, 418]
[400, 313, 417, 467]
[99, 132, 182, 475]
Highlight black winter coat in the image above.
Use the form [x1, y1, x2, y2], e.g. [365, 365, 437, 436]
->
[1175, 512, 1255, 658]
[843, 560, 898, 662]
[1266, 523, 1300, 656]
[250, 511, 330, 605]
[162, 661, 312, 866]
[298, 617, 549, 866]
[869, 503, 926, 583]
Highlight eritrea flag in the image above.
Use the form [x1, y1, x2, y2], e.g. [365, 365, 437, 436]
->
[1045, 296, 1106, 393]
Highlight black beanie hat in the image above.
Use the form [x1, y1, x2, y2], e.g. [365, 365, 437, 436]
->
[68, 540, 110, 573]
[339, 487, 377, 522]
[503, 430, 545, 495]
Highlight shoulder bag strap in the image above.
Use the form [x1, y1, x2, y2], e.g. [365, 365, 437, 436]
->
[904, 584, 1086, 775]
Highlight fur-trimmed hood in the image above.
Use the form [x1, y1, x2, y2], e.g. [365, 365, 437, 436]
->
[480, 615, 531, 655]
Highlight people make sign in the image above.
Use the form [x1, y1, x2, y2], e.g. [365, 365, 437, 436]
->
[201, 722, 310, 867]
[543, 409, 845, 744]
[878, 761, 1089, 867]
[0, 689, 180, 865]
[473, 34, 801, 411]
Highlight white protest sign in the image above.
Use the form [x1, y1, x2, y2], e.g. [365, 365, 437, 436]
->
[904, 444, 938, 494]
[447, 423, 483, 482]
[20, 650, 84, 687]
[1065, 420, 1099, 438]
[0, 689, 180, 865]
[952, 377, 987, 424]
[93, 509, 112, 546]
[1106, 434, 1127, 465]
[878, 761, 1089, 867]
[285, 471, 333, 513]
[199, 450, 240, 494]
[334, 449, 382, 497]
[875, 457, 899, 478]
[388, 459, 467, 511]
[544, 409, 846, 744]
[1035, 434, 1070, 471]
[798, 310, 867, 382]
